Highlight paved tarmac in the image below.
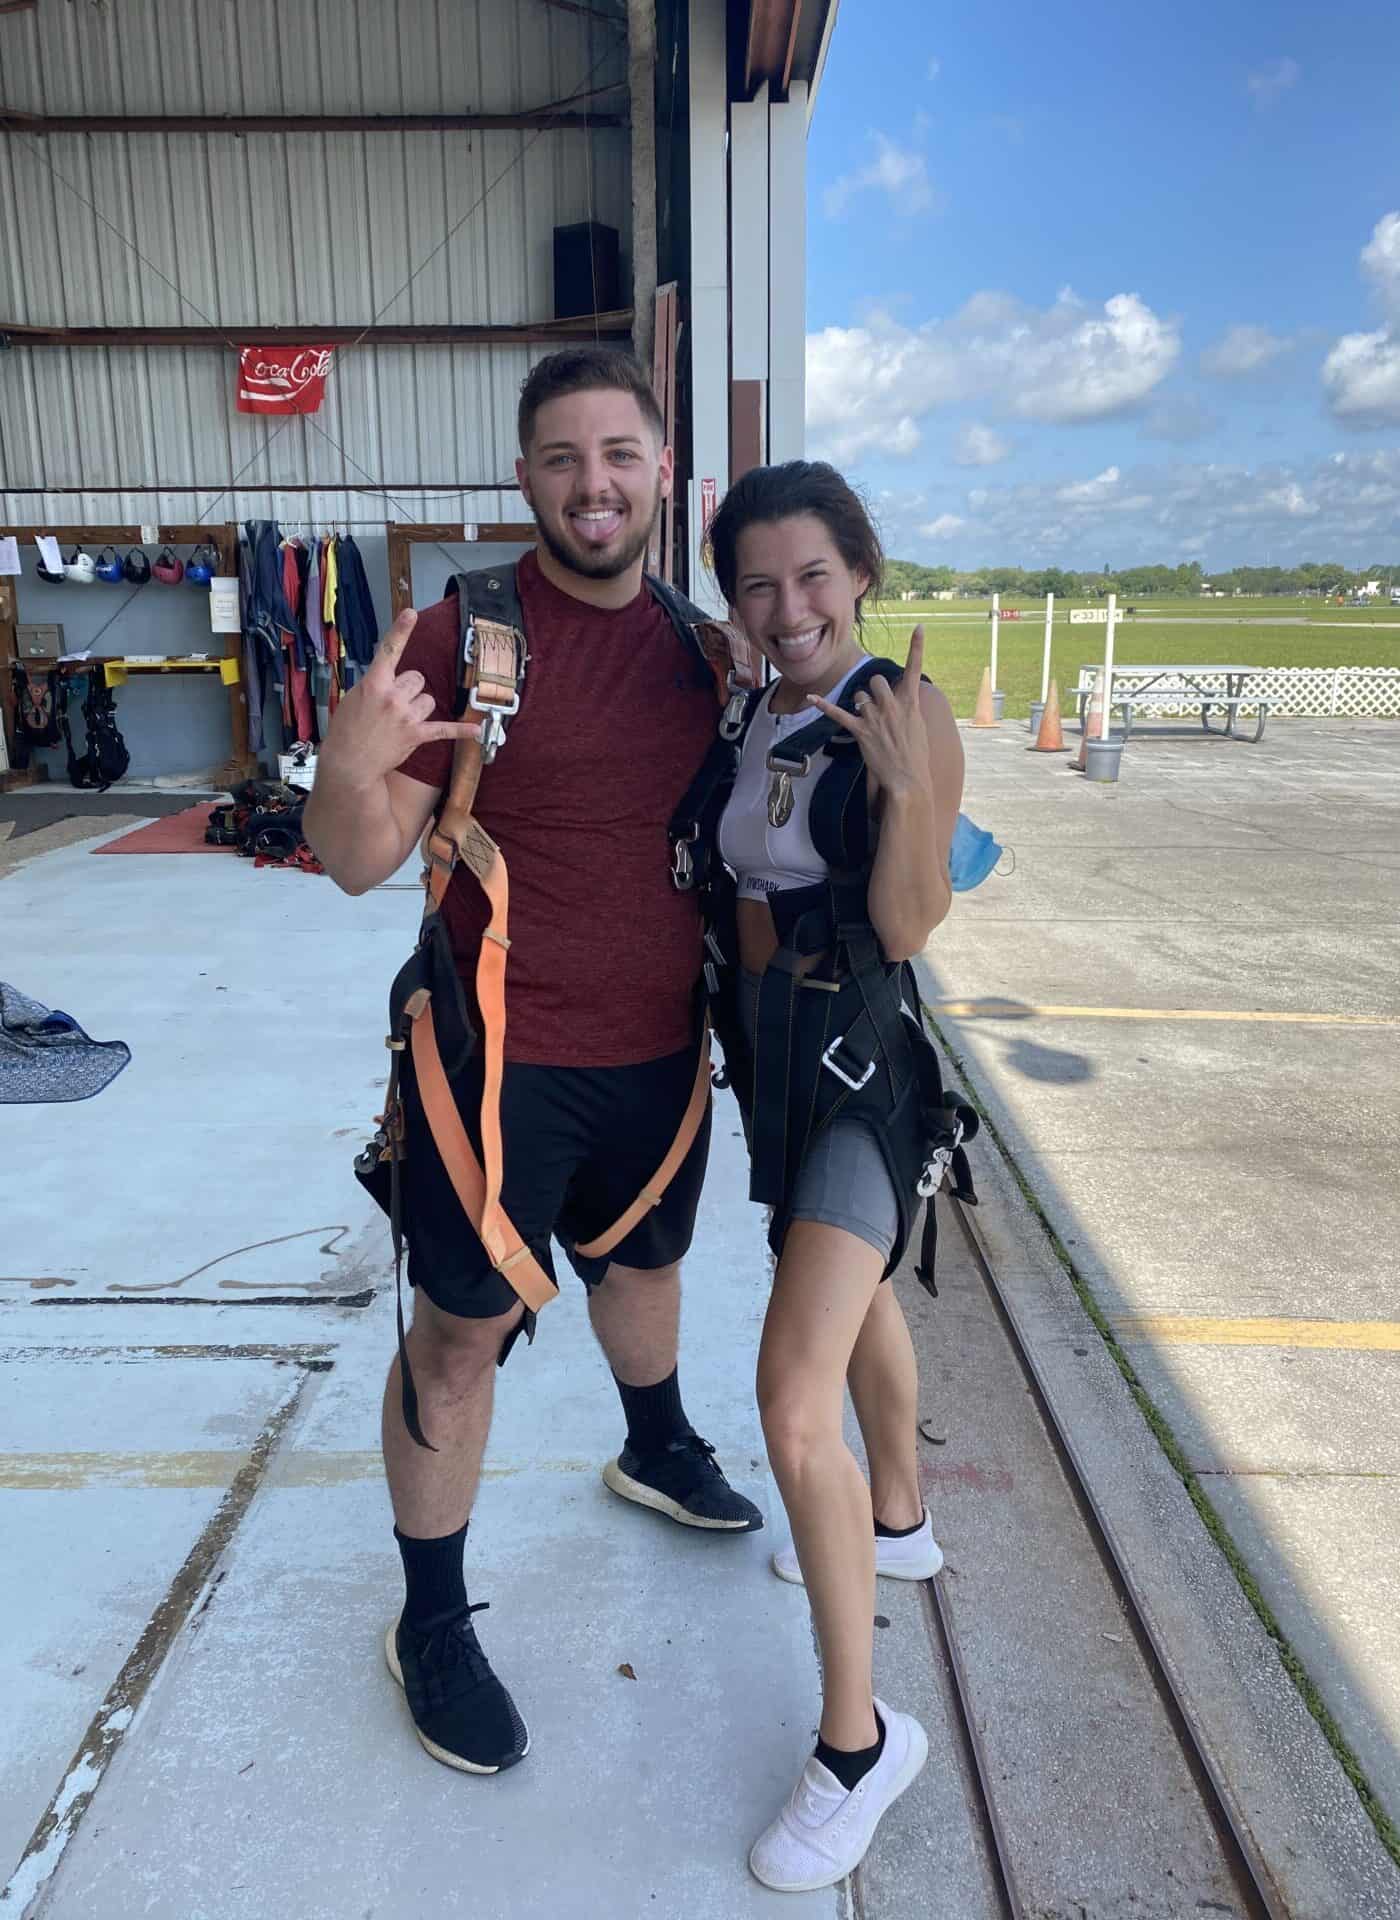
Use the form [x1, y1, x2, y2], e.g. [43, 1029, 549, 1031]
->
[928, 715, 1400, 1844]
[4, 756, 1400, 1918]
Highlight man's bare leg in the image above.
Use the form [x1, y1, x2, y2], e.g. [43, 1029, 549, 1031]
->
[382, 1292, 532, 1776]
[589, 1260, 762, 1531]
[381, 1292, 524, 1536]
[586, 1259, 680, 1386]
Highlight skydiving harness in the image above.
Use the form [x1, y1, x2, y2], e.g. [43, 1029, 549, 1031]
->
[355, 566, 760, 1448]
[668, 655, 980, 1294]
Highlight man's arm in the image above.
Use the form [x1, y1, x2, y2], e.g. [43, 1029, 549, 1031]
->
[303, 608, 478, 896]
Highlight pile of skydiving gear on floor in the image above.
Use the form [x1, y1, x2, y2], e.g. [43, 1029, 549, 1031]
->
[669, 653, 984, 1303]
[205, 777, 323, 873]
[239, 519, 380, 756]
[8, 665, 131, 791]
[0, 981, 131, 1104]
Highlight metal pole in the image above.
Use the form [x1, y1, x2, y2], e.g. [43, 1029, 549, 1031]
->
[990, 591, 1000, 694]
[1102, 592, 1117, 733]
[1041, 590, 1054, 704]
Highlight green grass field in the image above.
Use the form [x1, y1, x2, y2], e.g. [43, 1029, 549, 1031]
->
[862, 599, 1400, 719]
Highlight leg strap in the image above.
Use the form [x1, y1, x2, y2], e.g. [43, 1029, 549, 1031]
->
[409, 995, 558, 1313]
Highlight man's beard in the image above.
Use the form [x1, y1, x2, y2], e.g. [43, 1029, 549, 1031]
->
[533, 479, 662, 581]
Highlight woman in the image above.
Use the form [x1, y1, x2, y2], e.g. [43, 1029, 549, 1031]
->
[677, 462, 968, 1891]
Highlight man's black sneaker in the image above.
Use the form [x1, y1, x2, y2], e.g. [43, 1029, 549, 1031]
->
[602, 1431, 764, 1532]
[384, 1602, 529, 1774]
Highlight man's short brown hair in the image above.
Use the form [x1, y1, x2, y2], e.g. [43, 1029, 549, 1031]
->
[517, 347, 666, 454]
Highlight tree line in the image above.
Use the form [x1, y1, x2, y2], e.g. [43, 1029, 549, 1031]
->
[881, 560, 1398, 600]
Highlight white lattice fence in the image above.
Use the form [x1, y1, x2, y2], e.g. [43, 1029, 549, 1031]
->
[1075, 668, 1400, 718]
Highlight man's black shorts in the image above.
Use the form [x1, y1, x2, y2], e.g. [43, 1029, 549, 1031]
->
[401, 1040, 712, 1323]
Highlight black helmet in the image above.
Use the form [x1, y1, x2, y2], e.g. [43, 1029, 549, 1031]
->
[36, 551, 66, 585]
[122, 547, 152, 585]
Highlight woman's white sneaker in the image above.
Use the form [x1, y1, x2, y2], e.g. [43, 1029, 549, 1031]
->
[770, 1508, 943, 1585]
[748, 1701, 929, 1892]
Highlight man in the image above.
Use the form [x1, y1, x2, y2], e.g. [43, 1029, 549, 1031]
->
[305, 347, 761, 1779]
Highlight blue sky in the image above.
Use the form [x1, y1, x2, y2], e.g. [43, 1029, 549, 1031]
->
[805, 0, 1400, 569]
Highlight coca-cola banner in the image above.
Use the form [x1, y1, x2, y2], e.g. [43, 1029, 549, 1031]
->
[236, 345, 334, 415]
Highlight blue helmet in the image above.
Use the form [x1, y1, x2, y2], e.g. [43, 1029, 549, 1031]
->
[95, 546, 124, 583]
[185, 543, 217, 586]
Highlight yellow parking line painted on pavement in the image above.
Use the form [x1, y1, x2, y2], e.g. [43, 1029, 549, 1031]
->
[0, 1450, 597, 1491]
[927, 1001, 1400, 1028]
[1112, 1316, 1400, 1351]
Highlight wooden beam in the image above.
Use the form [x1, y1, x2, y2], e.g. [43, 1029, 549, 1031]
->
[628, 0, 658, 374]
[0, 108, 624, 135]
[0, 483, 519, 498]
[386, 521, 535, 618]
[744, 0, 803, 93]
[0, 315, 634, 348]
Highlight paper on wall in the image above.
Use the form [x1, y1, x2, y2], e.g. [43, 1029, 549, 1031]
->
[36, 535, 63, 574]
[209, 576, 242, 633]
[0, 537, 19, 576]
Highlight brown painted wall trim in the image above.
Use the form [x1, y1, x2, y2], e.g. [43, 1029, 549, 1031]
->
[0, 315, 633, 348]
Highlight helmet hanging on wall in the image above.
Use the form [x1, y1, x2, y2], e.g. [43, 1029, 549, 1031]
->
[95, 546, 124, 583]
[185, 543, 217, 586]
[152, 547, 185, 585]
[65, 549, 98, 585]
[122, 547, 152, 584]
[36, 550, 67, 584]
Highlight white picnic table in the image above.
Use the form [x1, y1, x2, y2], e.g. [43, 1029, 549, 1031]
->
[1074, 663, 1269, 742]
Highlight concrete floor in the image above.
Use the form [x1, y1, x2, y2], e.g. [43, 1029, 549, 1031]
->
[927, 716, 1400, 1842]
[4, 749, 1400, 1918]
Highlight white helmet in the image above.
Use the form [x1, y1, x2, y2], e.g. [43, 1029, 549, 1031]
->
[65, 549, 97, 585]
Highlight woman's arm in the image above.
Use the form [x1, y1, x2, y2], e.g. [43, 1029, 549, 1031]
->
[804, 625, 965, 964]
[865, 682, 963, 960]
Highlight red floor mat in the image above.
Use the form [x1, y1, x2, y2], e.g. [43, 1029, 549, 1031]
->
[91, 804, 232, 854]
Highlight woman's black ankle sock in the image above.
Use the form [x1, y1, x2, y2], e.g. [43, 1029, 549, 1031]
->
[613, 1366, 689, 1455]
[874, 1508, 926, 1539]
[394, 1519, 469, 1632]
[815, 1711, 887, 1792]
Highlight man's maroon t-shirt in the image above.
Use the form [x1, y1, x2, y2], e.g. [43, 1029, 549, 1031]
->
[396, 551, 719, 1067]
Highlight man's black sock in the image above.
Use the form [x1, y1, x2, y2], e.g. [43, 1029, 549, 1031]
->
[815, 1711, 886, 1793]
[614, 1366, 689, 1456]
[394, 1519, 469, 1633]
[874, 1508, 926, 1540]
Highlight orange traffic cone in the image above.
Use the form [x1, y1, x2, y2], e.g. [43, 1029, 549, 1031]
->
[972, 665, 997, 728]
[1070, 672, 1105, 771]
[1031, 679, 1065, 752]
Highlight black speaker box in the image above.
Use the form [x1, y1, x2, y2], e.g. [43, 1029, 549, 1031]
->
[553, 222, 620, 320]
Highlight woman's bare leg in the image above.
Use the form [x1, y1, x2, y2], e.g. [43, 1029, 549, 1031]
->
[757, 1219, 885, 1751]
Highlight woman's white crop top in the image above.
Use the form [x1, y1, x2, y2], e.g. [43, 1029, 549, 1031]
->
[716, 661, 866, 902]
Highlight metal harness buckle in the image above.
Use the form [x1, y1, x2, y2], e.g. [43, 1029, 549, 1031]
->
[821, 1033, 876, 1091]
[470, 686, 520, 764]
[671, 833, 696, 890]
[917, 1118, 964, 1198]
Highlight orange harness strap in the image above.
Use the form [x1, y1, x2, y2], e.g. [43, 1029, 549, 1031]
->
[405, 602, 754, 1310]
[573, 1024, 714, 1262]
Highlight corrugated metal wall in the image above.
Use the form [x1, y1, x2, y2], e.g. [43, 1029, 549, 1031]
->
[0, 0, 630, 528]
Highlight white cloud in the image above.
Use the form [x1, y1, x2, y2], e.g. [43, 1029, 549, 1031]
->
[1322, 329, 1400, 425]
[1323, 214, 1400, 424]
[1057, 465, 1120, 504]
[952, 423, 1011, 467]
[927, 56, 941, 81]
[824, 133, 934, 220]
[875, 449, 1400, 568]
[1200, 324, 1290, 377]
[806, 290, 1179, 462]
[1247, 57, 1299, 106]
[1361, 211, 1400, 319]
